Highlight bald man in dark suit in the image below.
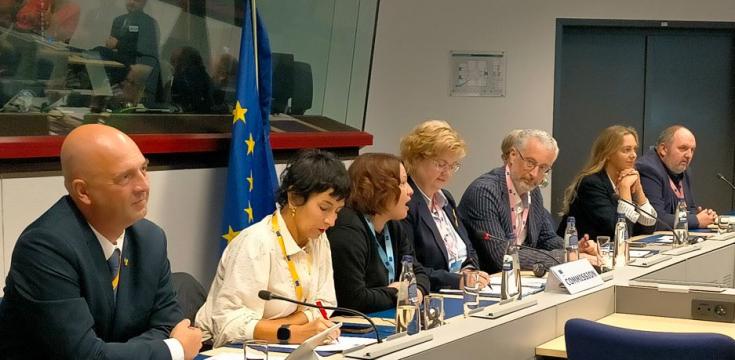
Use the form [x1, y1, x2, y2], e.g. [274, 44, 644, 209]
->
[0, 124, 201, 359]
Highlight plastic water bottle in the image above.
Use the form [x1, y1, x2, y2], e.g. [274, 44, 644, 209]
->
[395, 255, 420, 335]
[500, 244, 521, 301]
[563, 217, 579, 262]
[613, 214, 628, 267]
[673, 199, 689, 247]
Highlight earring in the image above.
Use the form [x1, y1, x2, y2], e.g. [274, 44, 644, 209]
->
[289, 204, 296, 217]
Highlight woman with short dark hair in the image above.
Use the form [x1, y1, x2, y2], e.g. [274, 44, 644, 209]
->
[327, 153, 430, 313]
[196, 149, 350, 347]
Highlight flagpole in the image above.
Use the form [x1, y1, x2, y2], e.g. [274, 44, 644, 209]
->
[251, 0, 259, 91]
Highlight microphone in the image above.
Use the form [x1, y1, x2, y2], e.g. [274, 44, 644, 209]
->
[616, 197, 686, 245]
[475, 231, 561, 276]
[717, 173, 735, 191]
[257, 290, 383, 343]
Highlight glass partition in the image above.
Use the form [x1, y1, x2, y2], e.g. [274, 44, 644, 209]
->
[0, 0, 377, 135]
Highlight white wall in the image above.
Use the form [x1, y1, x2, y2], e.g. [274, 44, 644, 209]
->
[363, 0, 735, 209]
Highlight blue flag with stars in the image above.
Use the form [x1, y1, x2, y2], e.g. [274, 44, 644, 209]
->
[220, 1, 278, 251]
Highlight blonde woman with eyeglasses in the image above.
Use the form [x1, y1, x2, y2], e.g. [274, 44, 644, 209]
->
[400, 120, 489, 291]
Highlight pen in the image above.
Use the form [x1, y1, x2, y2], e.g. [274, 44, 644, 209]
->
[315, 300, 329, 320]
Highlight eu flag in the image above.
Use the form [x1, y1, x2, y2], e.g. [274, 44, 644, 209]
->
[220, 1, 278, 250]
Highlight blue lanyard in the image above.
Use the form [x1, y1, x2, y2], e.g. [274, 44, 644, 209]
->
[364, 216, 395, 283]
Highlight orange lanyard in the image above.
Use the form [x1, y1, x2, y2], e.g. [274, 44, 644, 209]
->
[272, 213, 304, 301]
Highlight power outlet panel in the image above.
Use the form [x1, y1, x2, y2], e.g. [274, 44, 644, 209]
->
[692, 300, 735, 323]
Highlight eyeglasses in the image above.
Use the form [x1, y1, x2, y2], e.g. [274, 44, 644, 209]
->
[431, 159, 461, 173]
[514, 148, 552, 174]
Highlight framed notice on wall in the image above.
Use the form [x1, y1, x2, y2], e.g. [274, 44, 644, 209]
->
[450, 51, 506, 97]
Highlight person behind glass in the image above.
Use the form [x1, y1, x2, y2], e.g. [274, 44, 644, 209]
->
[195, 149, 350, 347]
[399, 120, 489, 291]
[15, 0, 80, 43]
[636, 125, 717, 229]
[558, 125, 657, 240]
[327, 153, 430, 313]
[104, 0, 160, 100]
[170, 46, 213, 113]
[459, 129, 599, 274]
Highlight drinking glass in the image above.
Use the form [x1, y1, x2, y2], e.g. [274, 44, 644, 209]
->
[422, 294, 444, 329]
[462, 271, 481, 317]
[596, 236, 613, 272]
[243, 340, 268, 360]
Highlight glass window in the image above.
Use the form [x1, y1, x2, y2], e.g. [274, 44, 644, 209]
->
[0, 0, 377, 135]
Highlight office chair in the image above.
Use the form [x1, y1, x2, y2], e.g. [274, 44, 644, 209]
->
[290, 61, 312, 115]
[171, 272, 207, 323]
[271, 52, 294, 114]
[565, 318, 735, 360]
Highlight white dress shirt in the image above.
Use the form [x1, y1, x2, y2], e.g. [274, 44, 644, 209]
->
[195, 211, 336, 347]
[607, 177, 658, 226]
[89, 226, 184, 360]
[416, 186, 468, 272]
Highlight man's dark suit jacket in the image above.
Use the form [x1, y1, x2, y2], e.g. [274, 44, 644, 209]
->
[0, 196, 183, 359]
[327, 207, 430, 314]
[458, 166, 563, 274]
[557, 170, 655, 240]
[636, 148, 699, 229]
[403, 177, 479, 291]
[110, 10, 160, 66]
[109, 10, 161, 101]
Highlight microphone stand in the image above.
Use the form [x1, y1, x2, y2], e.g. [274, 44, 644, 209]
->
[258, 290, 382, 343]
[717, 173, 735, 191]
[478, 231, 563, 275]
[259, 291, 436, 359]
[617, 198, 701, 255]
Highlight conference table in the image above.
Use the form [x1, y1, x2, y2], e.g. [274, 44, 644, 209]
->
[199, 230, 735, 359]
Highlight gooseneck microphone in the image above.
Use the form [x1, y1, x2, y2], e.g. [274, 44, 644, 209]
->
[475, 231, 561, 277]
[716, 173, 735, 191]
[616, 197, 686, 245]
[257, 290, 383, 343]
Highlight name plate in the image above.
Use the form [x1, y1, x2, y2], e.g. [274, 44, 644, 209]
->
[546, 259, 603, 295]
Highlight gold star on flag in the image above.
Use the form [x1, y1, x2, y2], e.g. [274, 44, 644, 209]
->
[232, 101, 247, 124]
[244, 202, 254, 223]
[247, 171, 254, 192]
[245, 133, 255, 155]
[221, 225, 241, 243]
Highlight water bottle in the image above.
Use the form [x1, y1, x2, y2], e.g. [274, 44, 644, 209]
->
[395, 255, 420, 335]
[563, 217, 579, 262]
[500, 244, 521, 301]
[673, 199, 688, 247]
[613, 214, 629, 268]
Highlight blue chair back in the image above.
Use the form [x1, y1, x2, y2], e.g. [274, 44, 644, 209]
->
[565, 318, 735, 360]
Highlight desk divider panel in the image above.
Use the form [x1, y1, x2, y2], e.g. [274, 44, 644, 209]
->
[554, 286, 615, 335]
[616, 285, 735, 321]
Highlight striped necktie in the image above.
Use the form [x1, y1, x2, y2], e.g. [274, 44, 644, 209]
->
[108, 248, 121, 295]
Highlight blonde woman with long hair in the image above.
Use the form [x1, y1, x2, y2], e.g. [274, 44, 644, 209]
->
[558, 125, 657, 239]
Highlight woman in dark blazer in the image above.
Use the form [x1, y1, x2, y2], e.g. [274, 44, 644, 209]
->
[558, 125, 657, 240]
[400, 120, 489, 291]
[327, 153, 430, 314]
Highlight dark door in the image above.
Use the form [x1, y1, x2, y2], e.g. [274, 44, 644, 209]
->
[552, 27, 647, 218]
[552, 21, 735, 223]
[643, 33, 735, 212]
